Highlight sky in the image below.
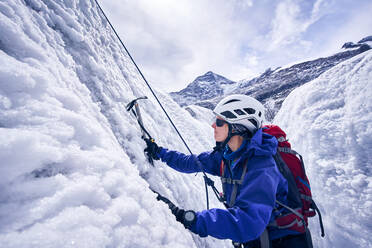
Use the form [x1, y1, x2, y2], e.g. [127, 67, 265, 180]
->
[99, 0, 372, 92]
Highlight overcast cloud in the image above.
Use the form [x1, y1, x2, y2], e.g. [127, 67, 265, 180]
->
[100, 0, 372, 92]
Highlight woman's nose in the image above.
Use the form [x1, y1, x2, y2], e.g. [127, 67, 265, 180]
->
[211, 122, 216, 128]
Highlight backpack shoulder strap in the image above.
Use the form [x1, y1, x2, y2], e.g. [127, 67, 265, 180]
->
[273, 151, 302, 207]
[228, 161, 248, 207]
[259, 229, 270, 248]
[279, 147, 309, 185]
[220, 159, 249, 207]
[277, 146, 292, 154]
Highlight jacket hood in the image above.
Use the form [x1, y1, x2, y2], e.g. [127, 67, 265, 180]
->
[244, 128, 278, 157]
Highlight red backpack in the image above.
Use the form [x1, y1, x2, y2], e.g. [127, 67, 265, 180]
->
[262, 125, 324, 236]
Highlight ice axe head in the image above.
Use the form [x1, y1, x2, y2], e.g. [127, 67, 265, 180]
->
[126, 96, 148, 112]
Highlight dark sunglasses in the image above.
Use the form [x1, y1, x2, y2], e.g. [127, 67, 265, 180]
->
[215, 118, 228, 127]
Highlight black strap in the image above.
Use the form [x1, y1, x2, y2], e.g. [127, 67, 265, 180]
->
[277, 148, 325, 238]
[311, 200, 325, 237]
[273, 151, 302, 207]
[259, 229, 270, 248]
[229, 163, 248, 207]
[220, 159, 249, 207]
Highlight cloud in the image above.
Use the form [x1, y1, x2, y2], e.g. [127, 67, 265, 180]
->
[100, 0, 265, 90]
[269, 0, 302, 47]
[322, 1, 372, 52]
[100, 0, 372, 92]
[234, 0, 254, 8]
[268, 0, 326, 50]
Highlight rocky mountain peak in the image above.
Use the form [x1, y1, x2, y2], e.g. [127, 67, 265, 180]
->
[171, 36, 371, 120]
[169, 71, 236, 107]
[342, 35, 372, 51]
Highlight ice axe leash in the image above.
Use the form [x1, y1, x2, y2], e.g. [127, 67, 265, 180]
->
[95, 0, 222, 209]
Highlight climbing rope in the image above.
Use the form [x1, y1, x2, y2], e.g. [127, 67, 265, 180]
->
[93, 0, 223, 209]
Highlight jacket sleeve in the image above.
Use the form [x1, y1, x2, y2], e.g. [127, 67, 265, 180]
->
[157, 148, 222, 176]
[190, 164, 282, 242]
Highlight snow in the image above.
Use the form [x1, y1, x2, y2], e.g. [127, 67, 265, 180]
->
[275, 50, 372, 247]
[184, 104, 215, 125]
[0, 1, 226, 247]
[365, 41, 372, 47]
[0, 0, 371, 247]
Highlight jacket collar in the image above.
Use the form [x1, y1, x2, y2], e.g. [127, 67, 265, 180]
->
[223, 139, 248, 161]
[223, 128, 277, 161]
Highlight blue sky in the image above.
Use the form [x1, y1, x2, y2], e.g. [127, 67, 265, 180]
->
[100, 0, 372, 92]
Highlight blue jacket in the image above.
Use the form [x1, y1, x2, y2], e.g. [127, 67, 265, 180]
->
[157, 129, 290, 243]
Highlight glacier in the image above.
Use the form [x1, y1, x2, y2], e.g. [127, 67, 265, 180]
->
[275, 50, 372, 247]
[0, 0, 371, 247]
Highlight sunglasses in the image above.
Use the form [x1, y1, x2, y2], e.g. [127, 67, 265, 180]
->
[215, 118, 228, 127]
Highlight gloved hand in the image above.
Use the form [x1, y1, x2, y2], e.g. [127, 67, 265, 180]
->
[144, 138, 161, 161]
[153, 190, 197, 229]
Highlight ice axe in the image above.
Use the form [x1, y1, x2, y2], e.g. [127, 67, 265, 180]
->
[126, 96, 155, 165]
[126, 96, 152, 139]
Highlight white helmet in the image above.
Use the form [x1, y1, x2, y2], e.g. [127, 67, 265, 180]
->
[213, 94, 265, 133]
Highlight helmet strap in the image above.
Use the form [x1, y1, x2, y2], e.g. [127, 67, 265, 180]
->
[213, 124, 252, 152]
[219, 124, 236, 149]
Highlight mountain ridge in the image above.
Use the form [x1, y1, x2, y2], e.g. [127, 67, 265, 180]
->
[170, 36, 371, 119]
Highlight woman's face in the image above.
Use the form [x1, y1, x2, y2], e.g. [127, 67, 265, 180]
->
[212, 117, 229, 142]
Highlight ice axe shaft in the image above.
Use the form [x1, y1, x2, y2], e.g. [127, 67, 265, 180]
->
[126, 96, 152, 139]
[126, 96, 155, 165]
[134, 103, 146, 138]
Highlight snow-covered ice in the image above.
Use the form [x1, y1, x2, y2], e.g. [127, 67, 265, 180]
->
[0, 0, 371, 247]
[275, 50, 372, 248]
[0, 1, 225, 247]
